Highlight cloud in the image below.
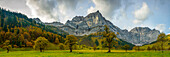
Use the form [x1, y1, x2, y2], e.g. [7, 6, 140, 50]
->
[26, 0, 78, 23]
[0, 0, 32, 17]
[120, 0, 134, 19]
[87, 0, 121, 20]
[155, 24, 166, 32]
[133, 2, 152, 24]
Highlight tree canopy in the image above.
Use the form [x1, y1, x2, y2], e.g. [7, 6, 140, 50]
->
[65, 35, 77, 52]
[35, 37, 49, 52]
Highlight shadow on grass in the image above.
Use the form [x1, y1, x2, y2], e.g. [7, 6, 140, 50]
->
[103, 52, 135, 53]
[61, 51, 136, 54]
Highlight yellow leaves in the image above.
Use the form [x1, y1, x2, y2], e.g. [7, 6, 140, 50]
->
[105, 32, 117, 43]
[54, 38, 60, 44]
[23, 32, 31, 40]
[65, 35, 78, 44]
[167, 37, 170, 40]
[116, 32, 119, 35]
[35, 37, 49, 49]
[115, 37, 120, 41]
[104, 25, 110, 34]
[157, 33, 166, 41]
[19, 34, 24, 42]
[4, 40, 10, 45]
[26, 42, 33, 47]
[2, 40, 11, 49]
[166, 34, 170, 40]
[0, 27, 2, 31]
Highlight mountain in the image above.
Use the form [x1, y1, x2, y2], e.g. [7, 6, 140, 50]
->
[33, 18, 43, 24]
[45, 22, 64, 27]
[47, 10, 160, 45]
[0, 8, 134, 49]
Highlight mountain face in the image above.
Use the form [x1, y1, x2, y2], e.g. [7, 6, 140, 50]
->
[45, 22, 64, 27]
[124, 27, 160, 45]
[46, 10, 160, 45]
[33, 18, 43, 24]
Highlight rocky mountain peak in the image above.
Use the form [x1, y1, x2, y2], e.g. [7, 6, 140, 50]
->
[130, 27, 151, 33]
[72, 16, 84, 22]
[45, 10, 160, 45]
[85, 10, 103, 19]
[45, 21, 64, 27]
[33, 18, 42, 23]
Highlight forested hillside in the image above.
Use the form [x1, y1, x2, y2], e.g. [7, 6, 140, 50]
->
[0, 8, 68, 48]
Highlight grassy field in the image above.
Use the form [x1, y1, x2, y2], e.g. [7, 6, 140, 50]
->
[0, 50, 170, 57]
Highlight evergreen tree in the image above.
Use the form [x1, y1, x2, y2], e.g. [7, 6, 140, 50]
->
[95, 39, 99, 46]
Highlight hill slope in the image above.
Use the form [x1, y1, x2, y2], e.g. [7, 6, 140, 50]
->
[0, 8, 68, 47]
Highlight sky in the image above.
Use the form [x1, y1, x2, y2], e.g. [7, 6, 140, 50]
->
[0, 0, 170, 34]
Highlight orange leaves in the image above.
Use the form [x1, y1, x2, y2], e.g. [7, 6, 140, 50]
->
[26, 42, 33, 47]
[65, 35, 78, 45]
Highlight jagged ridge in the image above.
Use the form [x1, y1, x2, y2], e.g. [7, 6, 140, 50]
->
[45, 11, 160, 45]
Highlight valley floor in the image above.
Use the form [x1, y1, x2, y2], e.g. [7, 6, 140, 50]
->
[0, 50, 170, 57]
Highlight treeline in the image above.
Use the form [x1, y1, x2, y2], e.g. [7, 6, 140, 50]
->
[0, 26, 65, 48]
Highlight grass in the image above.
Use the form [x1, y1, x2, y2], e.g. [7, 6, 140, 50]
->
[0, 50, 170, 57]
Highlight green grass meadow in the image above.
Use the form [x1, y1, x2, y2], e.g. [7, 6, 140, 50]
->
[0, 50, 170, 57]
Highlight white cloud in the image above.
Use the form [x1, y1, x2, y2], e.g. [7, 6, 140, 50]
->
[133, 2, 152, 24]
[26, 0, 79, 23]
[0, 0, 32, 18]
[87, 0, 121, 20]
[155, 24, 166, 32]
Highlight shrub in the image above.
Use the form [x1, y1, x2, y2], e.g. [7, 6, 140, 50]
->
[59, 43, 65, 50]
[13, 45, 18, 48]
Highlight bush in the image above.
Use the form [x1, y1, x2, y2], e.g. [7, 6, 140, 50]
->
[26, 42, 33, 47]
[59, 43, 65, 50]
[13, 45, 18, 48]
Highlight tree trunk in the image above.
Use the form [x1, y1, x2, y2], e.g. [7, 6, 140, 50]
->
[108, 43, 111, 53]
[126, 49, 127, 52]
[161, 41, 163, 53]
[70, 48, 72, 52]
[40, 48, 42, 52]
[108, 47, 111, 52]
[70, 45, 72, 52]
[42, 48, 44, 52]
[138, 46, 140, 51]
[7, 48, 9, 53]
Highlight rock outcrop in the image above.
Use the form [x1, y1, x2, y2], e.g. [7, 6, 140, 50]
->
[45, 22, 64, 27]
